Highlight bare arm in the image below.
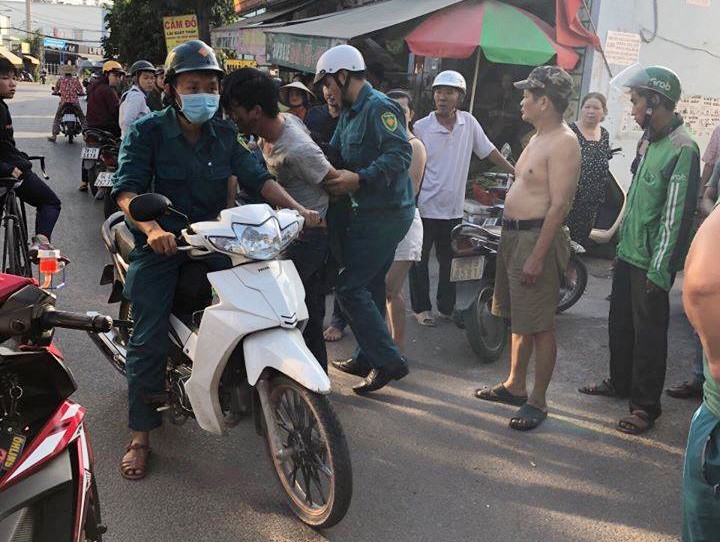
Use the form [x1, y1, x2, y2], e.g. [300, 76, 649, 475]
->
[522, 134, 580, 285]
[684, 206, 720, 383]
[260, 180, 321, 226]
[701, 186, 717, 218]
[227, 175, 238, 208]
[487, 149, 515, 175]
[408, 139, 427, 195]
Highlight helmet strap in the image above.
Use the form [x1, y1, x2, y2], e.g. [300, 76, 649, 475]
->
[334, 71, 354, 108]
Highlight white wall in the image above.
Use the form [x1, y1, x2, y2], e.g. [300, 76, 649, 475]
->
[586, 0, 720, 187]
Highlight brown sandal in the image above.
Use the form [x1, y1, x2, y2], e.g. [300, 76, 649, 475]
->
[617, 410, 654, 435]
[120, 442, 151, 480]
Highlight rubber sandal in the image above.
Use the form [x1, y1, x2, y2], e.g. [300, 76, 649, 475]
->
[578, 378, 619, 397]
[474, 384, 528, 406]
[414, 311, 437, 327]
[120, 442, 151, 481]
[616, 410, 654, 435]
[509, 403, 548, 431]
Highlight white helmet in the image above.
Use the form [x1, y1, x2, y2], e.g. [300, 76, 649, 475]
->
[432, 70, 467, 94]
[314, 44, 366, 84]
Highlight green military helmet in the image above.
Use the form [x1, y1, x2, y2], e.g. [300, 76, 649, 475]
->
[164, 40, 224, 83]
[615, 64, 682, 105]
[130, 60, 155, 77]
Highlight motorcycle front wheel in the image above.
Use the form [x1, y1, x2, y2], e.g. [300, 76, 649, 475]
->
[463, 279, 508, 362]
[557, 255, 588, 313]
[265, 375, 352, 529]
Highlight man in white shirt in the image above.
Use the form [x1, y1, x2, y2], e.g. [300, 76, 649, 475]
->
[409, 71, 514, 325]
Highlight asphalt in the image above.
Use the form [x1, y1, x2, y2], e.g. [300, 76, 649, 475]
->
[10, 83, 695, 541]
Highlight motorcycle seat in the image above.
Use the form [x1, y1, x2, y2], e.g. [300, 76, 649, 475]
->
[114, 222, 136, 262]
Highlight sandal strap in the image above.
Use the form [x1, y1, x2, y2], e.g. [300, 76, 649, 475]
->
[126, 442, 151, 452]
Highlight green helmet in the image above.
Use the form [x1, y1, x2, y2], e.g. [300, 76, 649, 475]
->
[622, 65, 682, 105]
[130, 60, 155, 77]
[164, 40, 224, 83]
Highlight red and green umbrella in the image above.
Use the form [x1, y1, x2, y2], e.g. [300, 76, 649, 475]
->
[405, 0, 579, 69]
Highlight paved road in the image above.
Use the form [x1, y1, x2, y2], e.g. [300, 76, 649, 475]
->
[11, 83, 695, 541]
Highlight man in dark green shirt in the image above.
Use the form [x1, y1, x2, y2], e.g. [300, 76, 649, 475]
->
[314, 45, 414, 394]
[111, 40, 318, 480]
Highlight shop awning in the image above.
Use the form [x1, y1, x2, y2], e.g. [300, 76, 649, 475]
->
[265, 0, 467, 71]
[268, 0, 467, 40]
[405, 0, 579, 69]
[0, 48, 23, 66]
[23, 55, 40, 65]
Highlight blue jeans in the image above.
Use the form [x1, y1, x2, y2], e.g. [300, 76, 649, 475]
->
[285, 227, 329, 371]
[692, 333, 705, 384]
[683, 403, 720, 541]
[334, 207, 413, 369]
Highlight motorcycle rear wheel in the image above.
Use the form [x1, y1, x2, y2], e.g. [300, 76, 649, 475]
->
[463, 279, 508, 363]
[88, 167, 98, 197]
[557, 256, 588, 313]
[265, 375, 352, 529]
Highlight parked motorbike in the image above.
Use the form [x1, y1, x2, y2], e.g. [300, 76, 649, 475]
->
[587, 147, 626, 256]
[51, 93, 83, 144]
[81, 129, 118, 198]
[87, 195, 353, 528]
[452, 170, 589, 361]
[0, 254, 113, 541]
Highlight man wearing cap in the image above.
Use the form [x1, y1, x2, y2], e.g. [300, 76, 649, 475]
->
[146, 67, 167, 112]
[579, 66, 700, 435]
[112, 40, 320, 480]
[314, 44, 414, 393]
[475, 66, 580, 431]
[47, 65, 85, 142]
[409, 70, 514, 327]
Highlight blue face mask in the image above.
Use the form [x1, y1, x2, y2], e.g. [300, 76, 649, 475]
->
[179, 93, 220, 124]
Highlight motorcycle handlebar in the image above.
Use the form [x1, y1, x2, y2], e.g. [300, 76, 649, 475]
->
[40, 309, 113, 333]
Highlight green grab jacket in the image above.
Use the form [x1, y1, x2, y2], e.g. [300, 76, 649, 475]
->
[617, 115, 700, 291]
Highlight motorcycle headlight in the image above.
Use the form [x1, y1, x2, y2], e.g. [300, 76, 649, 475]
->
[280, 221, 300, 249]
[208, 220, 282, 260]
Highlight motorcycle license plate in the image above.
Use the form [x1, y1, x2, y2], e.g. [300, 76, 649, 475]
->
[94, 171, 114, 188]
[81, 147, 100, 160]
[451, 256, 485, 282]
[62, 114, 76, 122]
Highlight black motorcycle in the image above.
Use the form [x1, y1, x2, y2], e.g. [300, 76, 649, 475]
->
[82, 129, 119, 199]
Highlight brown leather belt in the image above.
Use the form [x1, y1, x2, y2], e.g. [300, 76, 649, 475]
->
[501, 218, 544, 231]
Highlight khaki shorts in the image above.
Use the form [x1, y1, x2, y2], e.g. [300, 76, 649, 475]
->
[492, 227, 570, 334]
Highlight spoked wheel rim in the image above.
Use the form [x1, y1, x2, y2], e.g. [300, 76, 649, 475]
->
[476, 287, 505, 351]
[559, 265, 578, 305]
[270, 384, 335, 518]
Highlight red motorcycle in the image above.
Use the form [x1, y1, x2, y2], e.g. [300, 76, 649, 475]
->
[0, 263, 112, 541]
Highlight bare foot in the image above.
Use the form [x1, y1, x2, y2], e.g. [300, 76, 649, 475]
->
[323, 325, 343, 342]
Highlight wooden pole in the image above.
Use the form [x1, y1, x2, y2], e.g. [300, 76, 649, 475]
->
[469, 48, 481, 114]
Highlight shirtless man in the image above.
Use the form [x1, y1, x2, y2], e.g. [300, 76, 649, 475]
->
[475, 66, 580, 431]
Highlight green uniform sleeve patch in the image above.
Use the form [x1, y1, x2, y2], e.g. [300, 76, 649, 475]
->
[381, 111, 399, 132]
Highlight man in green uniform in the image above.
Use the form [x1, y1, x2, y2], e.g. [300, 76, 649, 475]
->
[314, 45, 415, 394]
[111, 40, 319, 480]
[682, 203, 720, 541]
[580, 65, 700, 435]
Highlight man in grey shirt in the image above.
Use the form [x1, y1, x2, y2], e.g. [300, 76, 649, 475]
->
[221, 68, 339, 370]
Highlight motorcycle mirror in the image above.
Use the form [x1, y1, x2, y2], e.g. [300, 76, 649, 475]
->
[129, 193, 172, 222]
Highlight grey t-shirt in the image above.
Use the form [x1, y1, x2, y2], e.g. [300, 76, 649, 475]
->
[262, 114, 331, 217]
[707, 161, 720, 193]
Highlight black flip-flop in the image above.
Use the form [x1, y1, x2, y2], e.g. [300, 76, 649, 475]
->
[474, 384, 528, 406]
[509, 403, 548, 431]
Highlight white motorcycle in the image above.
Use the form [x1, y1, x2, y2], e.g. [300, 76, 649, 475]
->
[87, 194, 352, 528]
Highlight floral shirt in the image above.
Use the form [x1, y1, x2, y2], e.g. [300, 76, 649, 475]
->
[54, 76, 84, 105]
